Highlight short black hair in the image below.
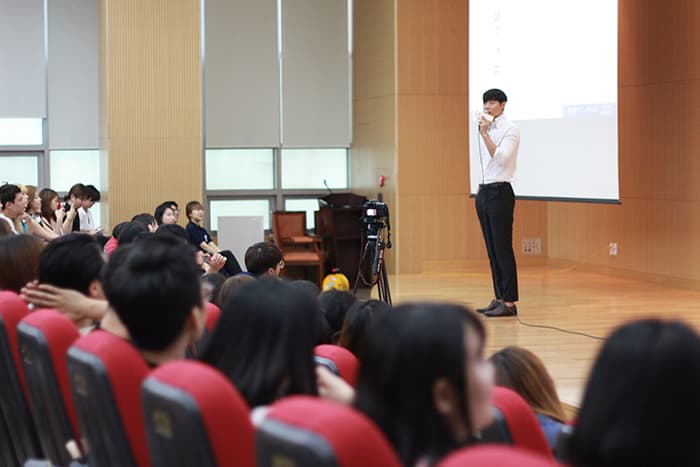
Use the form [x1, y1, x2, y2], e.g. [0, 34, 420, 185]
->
[338, 299, 392, 357]
[0, 184, 21, 210]
[483, 88, 507, 104]
[131, 213, 157, 228]
[199, 278, 319, 407]
[84, 185, 101, 202]
[154, 223, 189, 243]
[244, 242, 283, 276]
[319, 290, 357, 342]
[39, 233, 104, 295]
[111, 221, 130, 239]
[101, 235, 203, 351]
[569, 319, 700, 467]
[117, 222, 150, 245]
[66, 183, 87, 201]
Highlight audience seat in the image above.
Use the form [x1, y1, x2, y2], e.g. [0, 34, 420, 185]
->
[18, 309, 82, 465]
[437, 445, 559, 467]
[0, 291, 42, 464]
[479, 386, 553, 458]
[204, 302, 221, 333]
[141, 360, 254, 467]
[67, 330, 151, 467]
[257, 395, 401, 467]
[314, 344, 360, 386]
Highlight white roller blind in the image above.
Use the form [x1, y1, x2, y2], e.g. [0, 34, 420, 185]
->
[281, 0, 350, 148]
[47, 0, 99, 149]
[0, 0, 46, 118]
[204, 0, 280, 148]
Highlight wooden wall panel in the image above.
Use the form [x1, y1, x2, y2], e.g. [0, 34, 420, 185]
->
[548, 0, 700, 283]
[100, 0, 202, 228]
[351, 0, 397, 270]
[392, 0, 548, 273]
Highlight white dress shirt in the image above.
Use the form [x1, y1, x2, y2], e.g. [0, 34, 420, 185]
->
[478, 113, 520, 184]
[0, 214, 17, 234]
[78, 207, 95, 232]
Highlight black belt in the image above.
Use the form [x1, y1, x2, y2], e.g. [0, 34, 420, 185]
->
[479, 182, 510, 189]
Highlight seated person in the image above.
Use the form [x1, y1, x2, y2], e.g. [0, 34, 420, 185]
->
[62, 183, 86, 233]
[35, 233, 107, 328]
[490, 346, 567, 449]
[318, 290, 357, 343]
[337, 299, 392, 358]
[0, 183, 25, 235]
[77, 184, 102, 235]
[21, 185, 58, 241]
[567, 320, 700, 467]
[184, 201, 242, 277]
[101, 236, 206, 367]
[198, 278, 319, 411]
[317, 303, 494, 466]
[38, 188, 65, 235]
[131, 213, 158, 232]
[154, 201, 179, 226]
[0, 234, 44, 293]
[104, 221, 129, 256]
[244, 241, 284, 277]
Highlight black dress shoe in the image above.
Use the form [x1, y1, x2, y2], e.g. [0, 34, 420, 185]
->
[483, 303, 518, 317]
[476, 299, 500, 314]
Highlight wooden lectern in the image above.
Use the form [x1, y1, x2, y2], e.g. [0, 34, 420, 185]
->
[316, 193, 367, 288]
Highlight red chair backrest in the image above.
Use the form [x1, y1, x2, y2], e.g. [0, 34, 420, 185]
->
[204, 302, 221, 333]
[490, 386, 553, 458]
[141, 360, 254, 467]
[314, 344, 360, 387]
[0, 291, 41, 463]
[67, 330, 151, 467]
[438, 445, 559, 467]
[18, 309, 81, 465]
[257, 395, 401, 467]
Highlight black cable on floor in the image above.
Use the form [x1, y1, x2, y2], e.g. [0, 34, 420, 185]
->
[515, 316, 606, 341]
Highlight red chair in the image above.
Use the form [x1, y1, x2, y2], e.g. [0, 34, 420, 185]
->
[18, 309, 82, 465]
[204, 302, 221, 333]
[480, 386, 553, 458]
[0, 291, 42, 464]
[67, 330, 151, 467]
[314, 344, 360, 387]
[257, 396, 401, 467]
[141, 360, 254, 467]
[438, 445, 559, 467]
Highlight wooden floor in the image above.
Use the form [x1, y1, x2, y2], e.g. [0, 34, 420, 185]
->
[385, 263, 700, 408]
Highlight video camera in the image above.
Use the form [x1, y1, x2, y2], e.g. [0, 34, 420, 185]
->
[362, 200, 390, 237]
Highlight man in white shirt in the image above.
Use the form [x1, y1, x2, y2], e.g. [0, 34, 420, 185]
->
[0, 184, 25, 235]
[78, 185, 101, 234]
[475, 89, 520, 317]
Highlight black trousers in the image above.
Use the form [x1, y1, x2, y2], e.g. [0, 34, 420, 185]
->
[475, 182, 518, 302]
[219, 250, 243, 277]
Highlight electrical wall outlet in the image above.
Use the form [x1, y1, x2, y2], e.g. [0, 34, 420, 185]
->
[521, 237, 542, 255]
[609, 242, 618, 256]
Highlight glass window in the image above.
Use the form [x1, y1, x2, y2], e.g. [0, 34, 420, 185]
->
[209, 199, 270, 231]
[284, 198, 320, 230]
[0, 119, 43, 146]
[0, 155, 39, 186]
[50, 150, 101, 193]
[281, 148, 348, 189]
[205, 149, 274, 190]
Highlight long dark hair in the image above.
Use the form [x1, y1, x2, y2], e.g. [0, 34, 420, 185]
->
[0, 235, 44, 292]
[354, 302, 485, 466]
[569, 319, 700, 467]
[198, 278, 319, 407]
[39, 188, 59, 224]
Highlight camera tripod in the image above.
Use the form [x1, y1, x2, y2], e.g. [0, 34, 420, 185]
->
[353, 229, 392, 304]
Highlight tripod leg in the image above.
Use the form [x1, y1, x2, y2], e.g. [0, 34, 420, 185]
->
[381, 259, 392, 305]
